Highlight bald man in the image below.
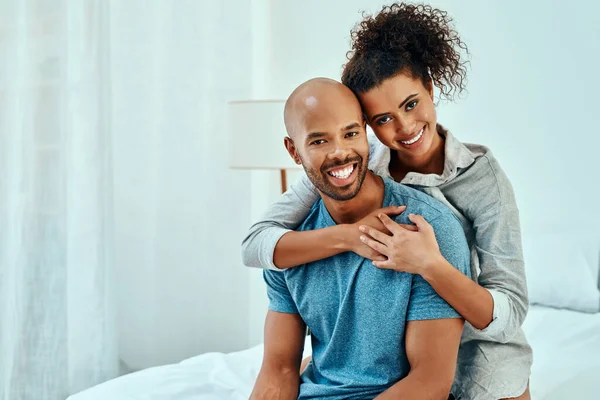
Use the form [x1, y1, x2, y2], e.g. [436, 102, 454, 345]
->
[249, 79, 471, 400]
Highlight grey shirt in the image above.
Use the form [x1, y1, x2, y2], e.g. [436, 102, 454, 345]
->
[242, 127, 533, 400]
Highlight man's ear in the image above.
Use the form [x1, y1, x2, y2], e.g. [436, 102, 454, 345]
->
[284, 137, 302, 165]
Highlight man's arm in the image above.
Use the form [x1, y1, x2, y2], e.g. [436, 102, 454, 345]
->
[375, 317, 464, 400]
[249, 310, 306, 400]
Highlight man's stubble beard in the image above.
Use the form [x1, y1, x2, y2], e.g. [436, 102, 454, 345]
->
[300, 155, 368, 202]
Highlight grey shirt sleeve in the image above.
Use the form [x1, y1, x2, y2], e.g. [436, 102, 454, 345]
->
[241, 173, 319, 270]
[469, 155, 529, 343]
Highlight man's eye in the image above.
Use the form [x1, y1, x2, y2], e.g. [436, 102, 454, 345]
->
[310, 140, 326, 146]
[406, 100, 418, 111]
[377, 116, 392, 125]
[345, 131, 359, 138]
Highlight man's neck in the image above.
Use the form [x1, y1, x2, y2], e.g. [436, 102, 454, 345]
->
[321, 172, 385, 225]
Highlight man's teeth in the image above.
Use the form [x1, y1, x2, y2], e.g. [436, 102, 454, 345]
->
[328, 165, 354, 179]
[400, 128, 424, 145]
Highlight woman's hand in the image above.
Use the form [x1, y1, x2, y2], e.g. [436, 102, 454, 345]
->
[344, 206, 414, 261]
[345, 206, 405, 261]
[359, 213, 443, 274]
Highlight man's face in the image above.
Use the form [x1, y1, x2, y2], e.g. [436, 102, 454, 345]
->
[285, 89, 369, 201]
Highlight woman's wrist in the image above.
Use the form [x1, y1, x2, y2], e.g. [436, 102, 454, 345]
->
[333, 224, 355, 252]
[419, 253, 449, 282]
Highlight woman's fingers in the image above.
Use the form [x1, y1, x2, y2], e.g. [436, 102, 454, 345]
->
[371, 254, 387, 262]
[379, 205, 406, 216]
[359, 235, 388, 255]
[359, 224, 392, 246]
[376, 212, 405, 235]
[372, 259, 394, 270]
[398, 223, 418, 232]
[408, 213, 431, 232]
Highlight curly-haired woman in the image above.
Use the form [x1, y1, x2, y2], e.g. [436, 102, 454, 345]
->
[243, 3, 532, 399]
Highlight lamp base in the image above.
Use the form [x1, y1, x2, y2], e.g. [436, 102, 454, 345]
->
[280, 169, 287, 194]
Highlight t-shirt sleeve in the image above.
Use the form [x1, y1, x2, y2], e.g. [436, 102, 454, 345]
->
[407, 212, 471, 321]
[263, 270, 299, 314]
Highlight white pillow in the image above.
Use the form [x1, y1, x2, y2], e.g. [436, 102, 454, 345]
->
[522, 232, 600, 313]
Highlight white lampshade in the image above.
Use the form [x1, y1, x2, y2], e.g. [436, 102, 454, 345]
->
[228, 100, 301, 170]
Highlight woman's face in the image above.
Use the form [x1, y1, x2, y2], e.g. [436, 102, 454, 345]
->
[358, 72, 438, 160]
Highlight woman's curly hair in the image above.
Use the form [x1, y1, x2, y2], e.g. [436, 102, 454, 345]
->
[342, 3, 469, 101]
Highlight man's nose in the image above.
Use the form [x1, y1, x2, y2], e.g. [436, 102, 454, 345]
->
[329, 141, 351, 160]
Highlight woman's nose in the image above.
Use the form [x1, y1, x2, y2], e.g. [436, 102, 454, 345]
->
[394, 115, 415, 136]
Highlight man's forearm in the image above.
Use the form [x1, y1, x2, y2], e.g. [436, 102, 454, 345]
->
[273, 225, 348, 269]
[249, 366, 300, 400]
[374, 369, 452, 400]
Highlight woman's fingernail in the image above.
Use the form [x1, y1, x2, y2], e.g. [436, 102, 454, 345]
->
[360, 236, 366, 242]
[359, 226, 366, 232]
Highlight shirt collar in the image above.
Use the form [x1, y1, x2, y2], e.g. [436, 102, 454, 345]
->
[440, 125, 476, 177]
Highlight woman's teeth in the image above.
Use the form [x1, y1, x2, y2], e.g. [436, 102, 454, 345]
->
[328, 165, 354, 179]
[400, 127, 424, 145]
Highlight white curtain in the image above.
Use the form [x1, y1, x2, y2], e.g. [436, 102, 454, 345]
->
[0, 1, 117, 400]
[0, 1, 253, 399]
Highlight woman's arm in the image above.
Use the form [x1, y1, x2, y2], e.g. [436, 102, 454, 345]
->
[241, 174, 368, 270]
[420, 253, 495, 331]
[421, 195, 528, 341]
[460, 159, 529, 342]
[242, 135, 392, 270]
[241, 173, 320, 269]
[242, 173, 406, 270]
[273, 205, 406, 269]
[363, 212, 494, 330]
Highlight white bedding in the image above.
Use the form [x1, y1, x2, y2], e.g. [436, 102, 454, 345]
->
[523, 306, 600, 399]
[69, 306, 600, 400]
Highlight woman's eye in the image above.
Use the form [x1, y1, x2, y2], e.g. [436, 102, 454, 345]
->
[406, 100, 418, 111]
[345, 131, 359, 138]
[377, 116, 392, 125]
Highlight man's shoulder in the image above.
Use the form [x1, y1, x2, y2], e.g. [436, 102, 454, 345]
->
[383, 178, 452, 221]
[297, 199, 328, 232]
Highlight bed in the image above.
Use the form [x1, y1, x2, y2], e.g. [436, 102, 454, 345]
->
[67, 305, 600, 400]
[521, 306, 600, 399]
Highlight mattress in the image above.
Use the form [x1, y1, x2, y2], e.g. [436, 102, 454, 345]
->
[68, 305, 600, 400]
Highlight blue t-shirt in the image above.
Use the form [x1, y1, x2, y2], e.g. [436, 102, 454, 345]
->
[264, 177, 471, 400]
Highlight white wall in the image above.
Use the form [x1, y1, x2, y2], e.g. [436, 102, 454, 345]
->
[246, 0, 600, 340]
